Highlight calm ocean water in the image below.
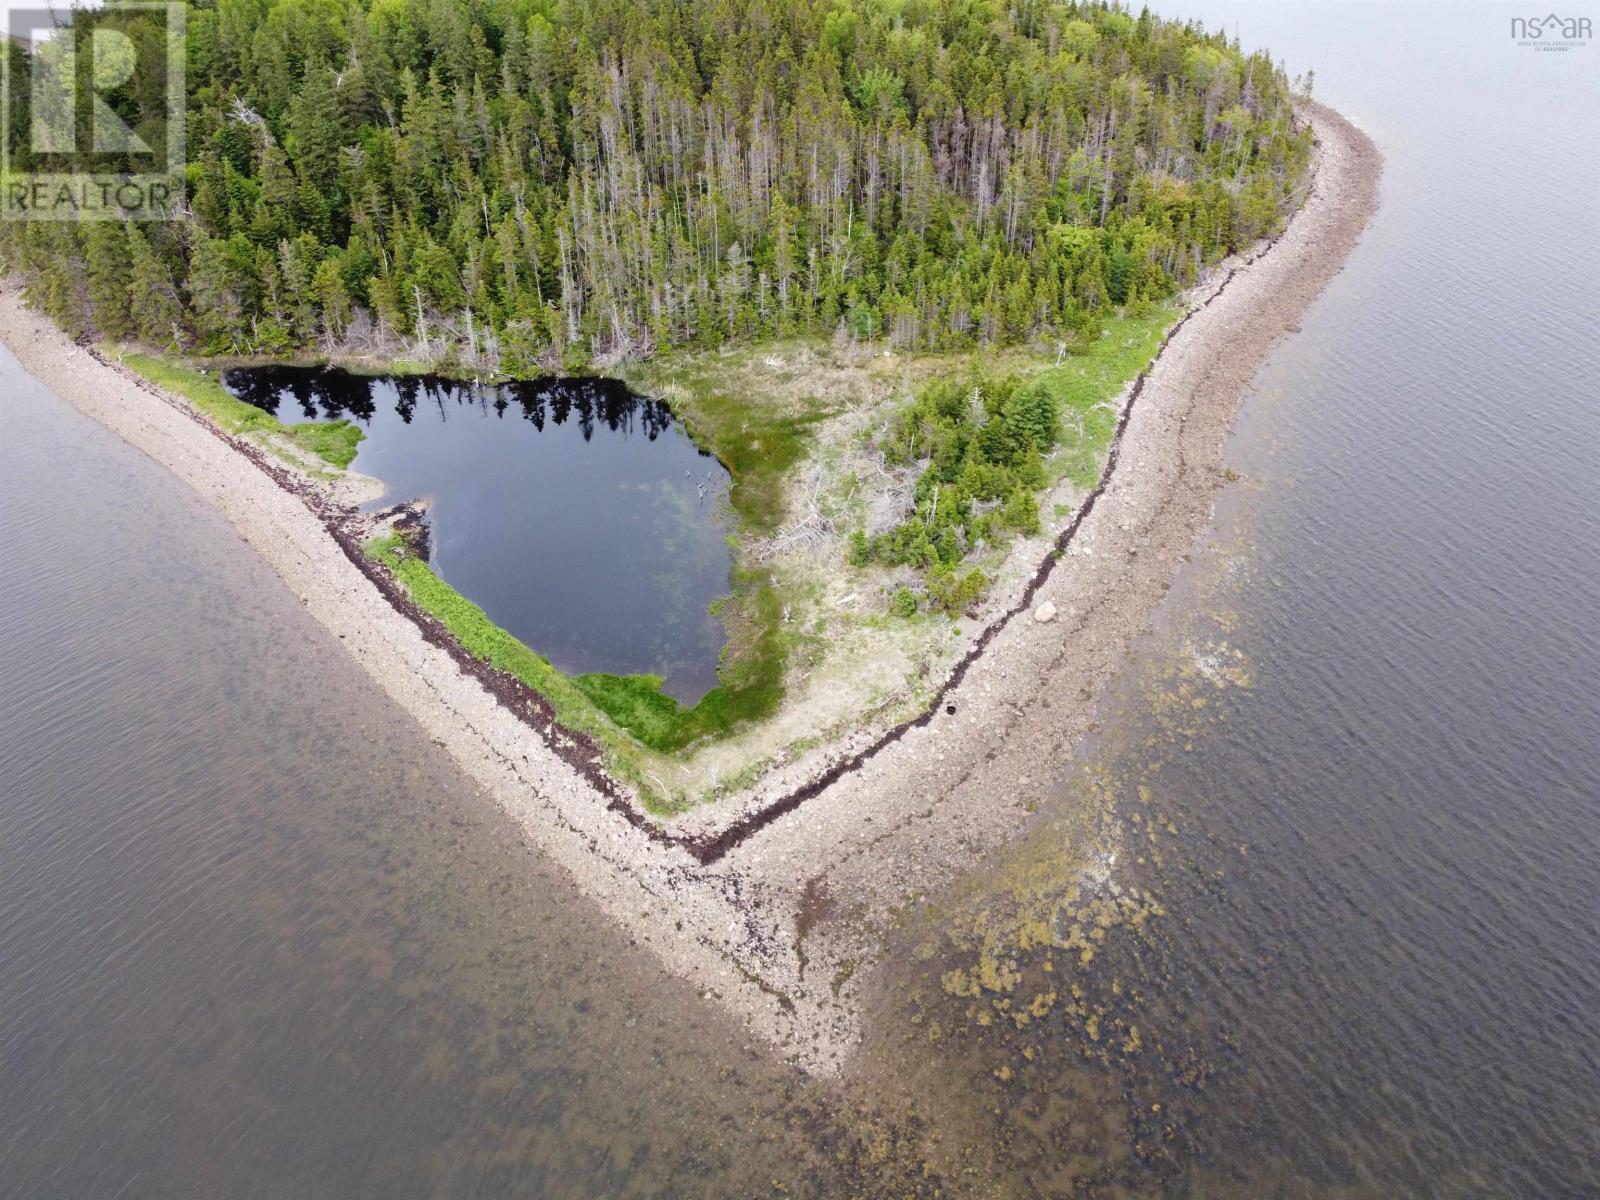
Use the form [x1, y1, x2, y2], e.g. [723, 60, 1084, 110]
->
[2, 3, 1596, 1195]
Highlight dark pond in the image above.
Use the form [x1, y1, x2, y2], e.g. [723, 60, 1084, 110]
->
[225, 366, 734, 703]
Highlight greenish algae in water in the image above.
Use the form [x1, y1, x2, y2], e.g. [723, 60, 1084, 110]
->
[854, 578, 1262, 1194]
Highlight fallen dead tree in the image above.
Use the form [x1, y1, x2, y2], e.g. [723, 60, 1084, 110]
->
[748, 477, 836, 563]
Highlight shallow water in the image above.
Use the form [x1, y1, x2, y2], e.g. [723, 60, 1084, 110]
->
[226, 366, 734, 702]
[3, 2, 1598, 1195]
[0, 352, 943, 1198]
[865, 3, 1600, 1195]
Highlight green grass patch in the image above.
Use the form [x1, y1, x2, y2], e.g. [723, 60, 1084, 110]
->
[685, 403, 824, 534]
[364, 534, 783, 766]
[575, 573, 785, 752]
[120, 352, 363, 468]
[623, 354, 833, 535]
[282, 420, 363, 469]
[1035, 305, 1176, 488]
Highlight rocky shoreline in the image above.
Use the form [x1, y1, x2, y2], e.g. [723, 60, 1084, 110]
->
[0, 101, 1380, 1075]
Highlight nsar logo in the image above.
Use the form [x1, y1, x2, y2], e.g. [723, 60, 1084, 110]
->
[1511, 12, 1592, 50]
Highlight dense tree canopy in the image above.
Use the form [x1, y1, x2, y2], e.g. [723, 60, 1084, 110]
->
[3, 0, 1310, 369]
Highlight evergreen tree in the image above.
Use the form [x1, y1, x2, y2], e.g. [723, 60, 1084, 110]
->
[126, 226, 185, 347]
[0, 0, 1310, 361]
[84, 224, 134, 341]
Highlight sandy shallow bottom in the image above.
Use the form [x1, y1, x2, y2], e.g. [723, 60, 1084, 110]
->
[0, 102, 1379, 1074]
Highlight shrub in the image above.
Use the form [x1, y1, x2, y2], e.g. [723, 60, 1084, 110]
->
[927, 565, 989, 615]
[848, 528, 870, 566]
[1002, 379, 1061, 451]
[1001, 488, 1042, 535]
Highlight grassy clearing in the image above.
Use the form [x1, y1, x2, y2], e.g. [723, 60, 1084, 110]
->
[624, 348, 839, 535]
[607, 313, 1177, 763]
[281, 420, 364, 469]
[1035, 306, 1176, 489]
[119, 352, 363, 468]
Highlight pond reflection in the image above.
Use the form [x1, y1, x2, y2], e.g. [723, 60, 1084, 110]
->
[227, 368, 679, 443]
[226, 365, 733, 703]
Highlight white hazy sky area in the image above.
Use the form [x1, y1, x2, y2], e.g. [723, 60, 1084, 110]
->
[2, 2, 108, 43]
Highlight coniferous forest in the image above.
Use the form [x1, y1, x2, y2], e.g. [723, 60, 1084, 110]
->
[2, 0, 1310, 371]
